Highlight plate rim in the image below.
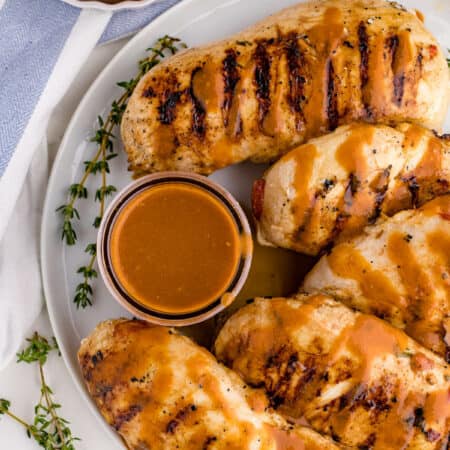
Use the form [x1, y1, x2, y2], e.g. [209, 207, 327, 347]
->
[40, 0, 450, 446]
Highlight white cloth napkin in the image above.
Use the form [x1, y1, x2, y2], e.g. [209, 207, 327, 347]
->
[0, 9, 112, 369]
[0, 0, 180, 368]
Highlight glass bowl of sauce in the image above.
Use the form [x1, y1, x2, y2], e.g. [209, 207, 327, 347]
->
[97, 172, 253, 326]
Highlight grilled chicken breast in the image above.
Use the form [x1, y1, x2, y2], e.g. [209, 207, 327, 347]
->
[78, 319, 341, 450]
[302, 195, 450, 360]
[121, 0, 448, 176]
[252, 122, 450, 255]
[215, 294, 450, 449]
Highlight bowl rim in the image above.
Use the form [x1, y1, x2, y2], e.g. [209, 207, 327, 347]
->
[97, 171, 253, 326]
[61, 0, 158, 11]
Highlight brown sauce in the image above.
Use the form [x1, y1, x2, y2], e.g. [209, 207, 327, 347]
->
[422, 195, 450, 217]
[415, 9, 425, 22]
[343, 315, 408, 382]
[192, 61, 224, 115]
[327, 244, 406, 312]
[85, 323, 260, 449]
[363, 34, 386, 113]
[335, 125, 376, 234]
[413, 133, 443, 180]
[262, 53, 287, 137]
[386, 232, 434, 329]
[335, 125, 372, 177]
[266, 425, 306, 450]
[110, 183, 241, 314]
[287, 144, 317, 242]
[402, 123, 426, 149]
[373, 392, 424, 450]
[153, 124, 176, 160]
[425, 389, 450, 427]
[304, 7, 345, 137]
[427, 231, 450, 285]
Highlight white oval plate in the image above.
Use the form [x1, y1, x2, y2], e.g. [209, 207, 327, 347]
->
[41, 0, 449, 447]
[61, 0, 158, 11]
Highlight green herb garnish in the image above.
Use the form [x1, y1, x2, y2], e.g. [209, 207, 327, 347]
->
[56, 35, 187, 309]
[1, 333, 78, 449]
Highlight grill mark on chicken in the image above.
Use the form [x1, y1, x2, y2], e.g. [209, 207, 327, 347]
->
[387, 34, 406, 106]
[368, 191, 387, 225]
[254, 41, 272, 127]
[357, 22, 370, 113]
[400, 229, 450, 350]
[368, 165, 392, 224]
[215, 296, 450, 449]
[113, 405, 143, 431]
[222, 49, 240, 127]
[166, 404, 196, 434]
[202, 436, 218, 449]
[80, 320, 343, 450]
[339, 383, 393, 420]
[445, 346, 450, 365]
[122, 1, 449, 177]
[91, 350, 104, 366]
[142, 86, 156, 98]
[306, 195, 450, 358]
[96, 383, 113, 401]
[332, 125, 375, 240]
[189, 68, 206, 137]
[256, 123, 450, 256]
[407, 133, 447, 202]
[158, 90, 182, 125]
[234, 115, 243, 137]
[330, 211, 350, 247]
[265, 350, 311, 410]
[417, 49, 424, 68]
[266, 351, 298, 409]
[326, 60, 339, 130]
[330, 175, 356, 240]
[359, 432, 377, 449]
[285, 34, 306, 129]
[293, 195, 319, 244]
[403, 175, 420, 208]
[424, 429, 441, 443]
[385, 35, 402, 104]
[347, 172, 360, 201]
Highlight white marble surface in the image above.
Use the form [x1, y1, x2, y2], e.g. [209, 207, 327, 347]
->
[0, 37, 129, 450]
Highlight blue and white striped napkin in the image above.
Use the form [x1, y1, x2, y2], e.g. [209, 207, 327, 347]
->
[0, 0, 181, 195]
[0, 0, 180, 369]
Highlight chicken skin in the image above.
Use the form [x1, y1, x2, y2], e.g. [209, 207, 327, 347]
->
[121, 0, 448, 176]
[252, 123, 450, 255]
[78, 319, 341, 450]
[215, 294, 450, 449]
[302, 195, 450, 360]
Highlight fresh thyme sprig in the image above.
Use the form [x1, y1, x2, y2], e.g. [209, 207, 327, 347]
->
[16, 333, 59, 364]
[0, 333, 79, 449]
[56, 35, 187, 309]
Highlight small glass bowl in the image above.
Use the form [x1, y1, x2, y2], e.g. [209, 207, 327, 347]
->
[97, 172, 253, 326]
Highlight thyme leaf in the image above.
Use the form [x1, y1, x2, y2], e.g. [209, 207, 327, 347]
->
[1, 333, 79, 449]
[56, 35, 187, 308]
